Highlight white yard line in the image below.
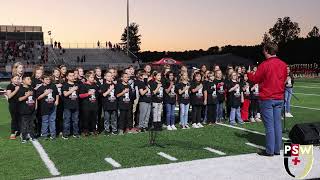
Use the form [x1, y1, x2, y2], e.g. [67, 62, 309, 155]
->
[292, 105, 320, 111]
[157, 152, 178, 161]
[216, 123, 290, 141]
[245, 142, 266, 150]
[294, 93, 320, 96]
[204, 147, 226, 155]
[32, 140, 60, 176]
[104, 158, 122, 168]
[42, 147, 320, 180]
[295, 86, 320, 89]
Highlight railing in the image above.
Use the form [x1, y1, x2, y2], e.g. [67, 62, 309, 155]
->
[45, 42, 122, 49]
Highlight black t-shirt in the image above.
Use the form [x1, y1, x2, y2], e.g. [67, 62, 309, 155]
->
[17, 86, 36, 115]
[250, 83, 259, 100]
[215, 79, 226, 102]
[31, 77, 43, 90]
[101, 83, 117, 111]
[150, 81, 164, 103]
[36, 84, 59, 115]
[52, 79, 64, 96]
[190, 81, 204, 105]
[6, 83, 19, 104]
[163, 80, 176, 104]
[128, 77, 137, 101]
[137, 80, 152, 103]
[204, 80, 218, 105]
[241, 81, 251, 100]
[115, 82, 134, 110]
[176, 82, 190, 105]
[61, 82, 79, 110]
[95, 76, 105, 87]
[79, 83, 99, 110]
[286, 74, 294, 88]
[228, 81, 242, 108]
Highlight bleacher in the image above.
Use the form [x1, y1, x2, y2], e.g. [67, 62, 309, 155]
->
[47, 46, 139, 69]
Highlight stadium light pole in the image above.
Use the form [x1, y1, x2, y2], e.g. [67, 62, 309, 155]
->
[126, 0, 130, 56]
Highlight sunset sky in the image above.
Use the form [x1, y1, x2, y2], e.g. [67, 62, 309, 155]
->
[1, 0, 319, 51]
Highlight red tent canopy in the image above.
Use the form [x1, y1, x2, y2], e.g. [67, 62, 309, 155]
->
[152, 58, 183, 65]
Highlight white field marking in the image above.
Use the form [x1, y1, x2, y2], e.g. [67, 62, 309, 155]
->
[294, 86, 320, 89]
[104, 158, 122, 168]
[204, 147, 226, 155]
[292, 105, 320, 111]
[294, 93, 320, 96]
[245, 142, 266, 150]
[32, 140, 60, 176]
[157, 152, 178, 161]
[216, 123, 289, 141]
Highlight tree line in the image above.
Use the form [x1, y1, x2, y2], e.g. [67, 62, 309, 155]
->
[121, 17, 320, 64]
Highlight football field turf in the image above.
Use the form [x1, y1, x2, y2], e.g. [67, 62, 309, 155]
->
[0, 79, 319, 180]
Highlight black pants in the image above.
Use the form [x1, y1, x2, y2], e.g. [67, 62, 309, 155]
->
[82, 108, 98, 133]
[21, 114, 35, 140]
[35, 107, 42, 136]
[250, 99, 259, 118]
[97, 98, 104, 132]
[207, 104, 217, 123]
[192, 105, 202, 124]
[9, 102, 20, 134]
[119, 109, 133, 131]
[56, 102, 64, 135]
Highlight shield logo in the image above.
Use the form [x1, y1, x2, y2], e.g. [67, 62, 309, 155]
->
[284, 142, 314, 179]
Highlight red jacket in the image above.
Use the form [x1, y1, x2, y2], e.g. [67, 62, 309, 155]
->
[248, 57, 287, 100]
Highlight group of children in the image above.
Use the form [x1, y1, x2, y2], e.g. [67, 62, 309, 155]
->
[6, 62, 268, 143]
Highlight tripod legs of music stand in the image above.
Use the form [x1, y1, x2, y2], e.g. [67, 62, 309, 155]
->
[149, 130, 164, 148]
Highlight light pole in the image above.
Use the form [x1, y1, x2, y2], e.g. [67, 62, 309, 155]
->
[48, 31, 52, 46]
[126, 0, 130, 55]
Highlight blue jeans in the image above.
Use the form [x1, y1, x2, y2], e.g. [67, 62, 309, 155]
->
[285, 88, 292, 113]
[230, 107, 243, 125]
[41, 106, 57, 137]
[260, 100, 284, 155]
[216, 102, 224, 120]
[104, 110, 117, 133]
[179, 103, 190, 126]
[202, 105, 208, 123]
[165, 104, 176, 126]
[63, 109, 79, 136]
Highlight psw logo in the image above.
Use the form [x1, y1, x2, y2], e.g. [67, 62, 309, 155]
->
[284, 142, 314, 179]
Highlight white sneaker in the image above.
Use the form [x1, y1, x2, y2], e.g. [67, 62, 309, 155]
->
[250, 118, 256, 123]
[192, 123, 199, 128]
[182, 127, 187, 130]
[185, 124, 190, 129]
[171, 125, 177, 130]
[286, 113, 293, 117]
[167, 126, 173, 131]
[197, 123, 204, 128]
[257, 113, 261, 119]
[255, 118, 262, 122]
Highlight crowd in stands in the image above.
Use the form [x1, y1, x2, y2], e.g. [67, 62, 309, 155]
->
[5, 57, 295, 143]
[289, 63, 320, 78]
[0, 40, 48, 65]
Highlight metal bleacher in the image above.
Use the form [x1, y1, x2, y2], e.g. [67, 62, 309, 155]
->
[47, 46, 139, 69]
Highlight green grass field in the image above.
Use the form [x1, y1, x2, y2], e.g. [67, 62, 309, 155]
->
[0, 79, 319, 180]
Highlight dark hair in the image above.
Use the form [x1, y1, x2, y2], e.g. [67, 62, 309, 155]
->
[263, 42, 278, 55]
[42, 73, 51, 79]
[85, 71, 94, 79]
[66, 70, 74, 76]
[193, 71, 202, 81]
[165, 71, 174, 79]
[22, 74, 31, 80]
[137, 70, 146, 78]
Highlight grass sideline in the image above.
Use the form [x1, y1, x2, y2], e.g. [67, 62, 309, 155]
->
[0, 79, 319, 179]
